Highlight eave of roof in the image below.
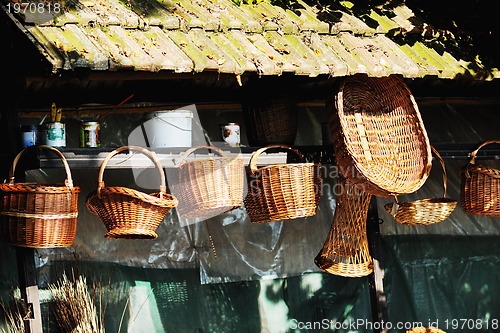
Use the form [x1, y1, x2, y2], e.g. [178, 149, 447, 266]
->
[1, 0, 498, 80]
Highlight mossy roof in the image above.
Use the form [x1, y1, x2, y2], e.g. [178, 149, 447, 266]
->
[1, 0, 498, 79]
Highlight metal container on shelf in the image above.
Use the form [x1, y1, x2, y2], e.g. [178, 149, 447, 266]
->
[80, 121, 100, 148]
[44, 122, 66, 147]
[221, 122, 240, 147]
[20, 124, 42, 148]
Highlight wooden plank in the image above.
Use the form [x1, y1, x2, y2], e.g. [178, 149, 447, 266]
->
[366, 198, 389, 333]
[16, 248, 43, 333]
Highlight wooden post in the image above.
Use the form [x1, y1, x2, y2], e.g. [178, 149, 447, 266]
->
[16, 247, 43, 333]
[366, 196, 389, 333]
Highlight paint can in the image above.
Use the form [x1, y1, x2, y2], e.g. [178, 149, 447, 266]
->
[20, 124, 42, 148]
[222, 123, 240, 147]
[142, 110, 193, 148]
[80, 121, 100, 148]
[44, 122, 66, 147]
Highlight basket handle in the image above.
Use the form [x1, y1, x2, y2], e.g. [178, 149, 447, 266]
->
[430, 146, 449, 198]
[468, 140, 500, 165]
[178, 145, 227, 164]
[391, 146, 448, 208]
[465, 140, 500, 178]
[249, 144, 305, 174]
[97, 146, 166, 198]
[7, 145, 74, 188]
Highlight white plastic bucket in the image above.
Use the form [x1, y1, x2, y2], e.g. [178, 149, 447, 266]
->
[142, 110, 193, 148]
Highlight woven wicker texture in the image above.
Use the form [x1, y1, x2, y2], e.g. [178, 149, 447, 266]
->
[461, 140, 500, 216]
[406, 327, 446, 333]
[174, 145, 245, 219]
[315, 177, 373, 278]
[384, 146, 457, 226]
[243, 97, 297, 146]
[244, 145, 322, 223]
[330, 73, 432, 197]
[0, 145, 80, 248]
[86, 146, 177, 239]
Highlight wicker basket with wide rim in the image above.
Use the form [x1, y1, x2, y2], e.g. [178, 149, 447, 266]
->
[314, 176, 373, 277]
[173, 145, 245, 219]
[0, 145, 80, 248]
[86, 146, 178, 239]
[242, 96, 297, 146]
[384, 146, 457, 226]
[461, 140, 500, 216]
[329, 73, 432, 197]
[244, 144, 322, 223]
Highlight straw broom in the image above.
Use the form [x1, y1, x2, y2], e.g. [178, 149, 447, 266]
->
[48, 273, 105, 333]
[0, 294, 26, 333]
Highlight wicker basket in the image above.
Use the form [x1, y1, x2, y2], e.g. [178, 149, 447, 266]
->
[244, 144, 322, 223]
[174, 145, 245, 219]
[86, 146, 178, 239]
[242, 96, 297, 146]
[461, 140, 500, 216]
[314, 177, 373, 277]
[406, 327, 446, 333]
[384, 146, 457, 226]
[0, 145, 80, 248]
[329, 73, 432, 197]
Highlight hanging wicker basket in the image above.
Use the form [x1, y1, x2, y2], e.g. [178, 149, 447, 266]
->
[244, 144, 322, 223]
[314, 176, 373, 278]
[242, 96, 297, 146]
[174, 145, 245, 219]
[461, 140, 500, 216]
[329, 74, 432, 197]
[0, 145, 80, 248]
[86, 146, 178, 239]
[384, 146, 457, 226]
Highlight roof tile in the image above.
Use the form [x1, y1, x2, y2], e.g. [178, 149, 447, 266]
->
[1, 0, 495, 79]
[225, 30, 280, 76]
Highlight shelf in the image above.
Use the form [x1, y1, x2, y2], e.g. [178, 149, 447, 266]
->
[37, 147, 292, 169]
[32, 143, 500, 170]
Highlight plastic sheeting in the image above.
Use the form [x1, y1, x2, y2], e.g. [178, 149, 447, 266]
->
[382, 235, 500, 333]
[379, 99, 500, 236]
[27, 162, 340, 284]
[378, 158, 500, 236]
[3, 97, 500, 331]
[26, 105, 336, 285]
[29, 261, 373, 333]
[23, 99, 500, 286]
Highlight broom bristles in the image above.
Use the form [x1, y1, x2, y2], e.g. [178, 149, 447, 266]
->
[0, 296, 26, 333]
[48, 273, 105, 333]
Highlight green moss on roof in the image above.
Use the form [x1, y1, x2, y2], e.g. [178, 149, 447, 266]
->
[1, 0, 497, 79]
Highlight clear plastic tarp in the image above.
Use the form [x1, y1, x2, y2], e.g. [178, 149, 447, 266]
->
[3, 94, 500, 332]
[27, 104, 336, 285]
[24, 98, 500, 287]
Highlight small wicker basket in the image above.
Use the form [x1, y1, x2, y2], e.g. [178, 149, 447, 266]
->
[461, 140, 500, 216]
[174, 145, 245, 219]
[0, 145, 80, 248]
[86, 146, 178, 239]
[244, 144, 322, 223]
[330, 73, 432, 197]
[384, 146, 457, 226]
[242, 96, 297, 146]
[314, 177, 373, 278]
